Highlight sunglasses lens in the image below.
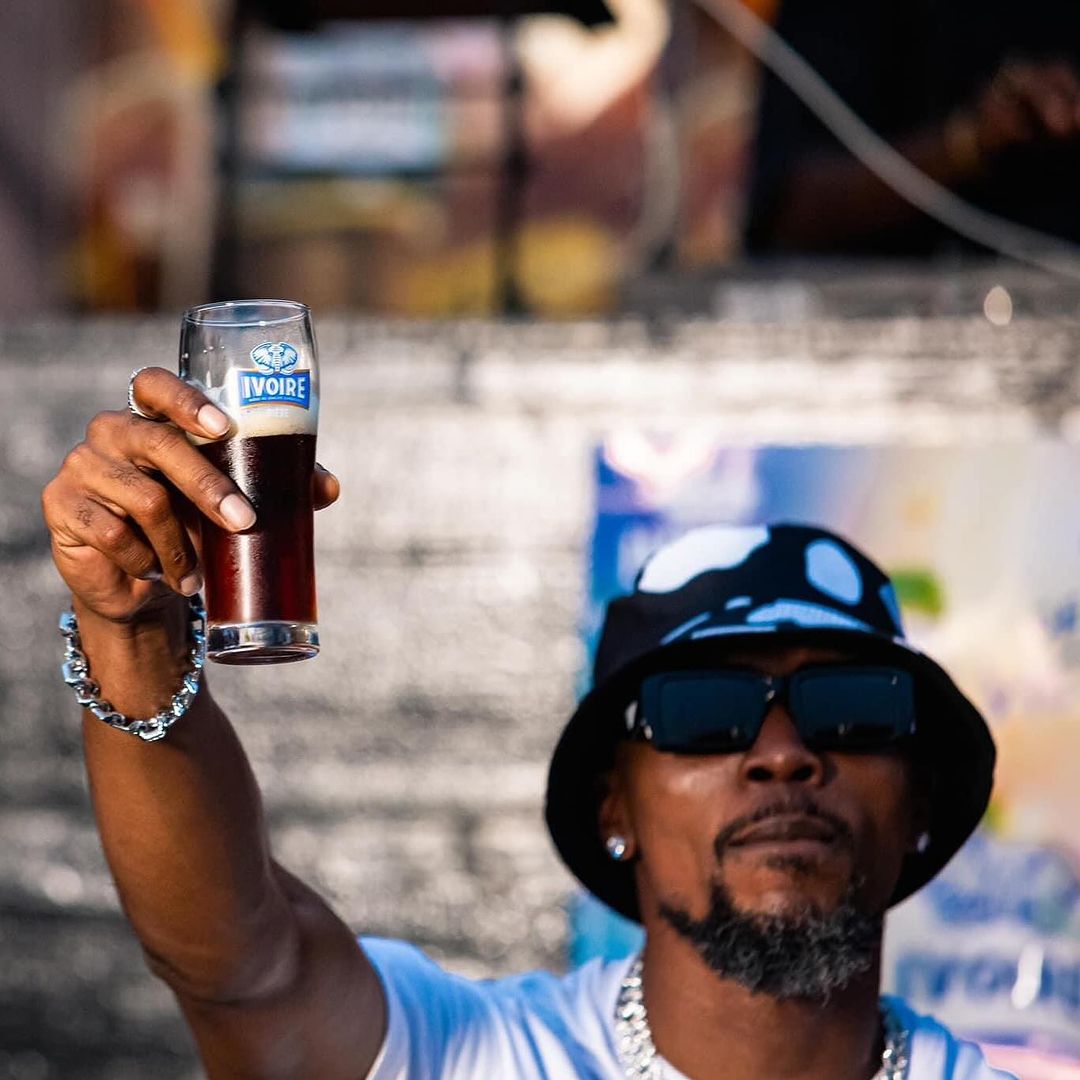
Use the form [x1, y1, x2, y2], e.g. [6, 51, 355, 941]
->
[639, 667, 916, 754]
[793, 668, 915, 749]
[640, 673, 765, 752]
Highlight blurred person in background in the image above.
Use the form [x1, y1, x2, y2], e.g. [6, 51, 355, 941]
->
[66, 0, 222, 310]
[0, 1, 91, 315]
[41, 369, 1014, 1079]
[745, 0, 1080, 256]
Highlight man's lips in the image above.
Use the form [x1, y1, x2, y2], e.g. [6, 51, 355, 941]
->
[712, 799, 855, 863]
[727, 815, 840, 848]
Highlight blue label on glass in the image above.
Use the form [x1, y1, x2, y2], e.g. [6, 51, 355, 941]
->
[238, 369, 311, 409]
[239, 342, 310, 407]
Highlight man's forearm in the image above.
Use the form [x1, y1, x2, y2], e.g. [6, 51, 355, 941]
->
[766, 122, 978, 250]
[77, 598, 298, 1001]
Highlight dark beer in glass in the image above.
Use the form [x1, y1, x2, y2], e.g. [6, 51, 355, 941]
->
[180, 300, 320, 664]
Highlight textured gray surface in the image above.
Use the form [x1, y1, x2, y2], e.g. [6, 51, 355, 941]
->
[3, 308, 1080, 1078]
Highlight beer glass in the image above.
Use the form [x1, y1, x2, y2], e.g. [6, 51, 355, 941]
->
[180, 300, 320, 664]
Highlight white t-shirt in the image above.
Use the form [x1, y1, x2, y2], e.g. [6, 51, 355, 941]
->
[361, 938, 1017, 1080]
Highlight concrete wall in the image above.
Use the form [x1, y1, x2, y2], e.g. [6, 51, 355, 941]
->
[2, 313, 1078, 1078]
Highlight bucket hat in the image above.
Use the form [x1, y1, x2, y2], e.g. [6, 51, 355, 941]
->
[545, 522, 995, 922]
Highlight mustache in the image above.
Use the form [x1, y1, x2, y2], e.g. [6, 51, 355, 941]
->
[713, 795, 855, 858]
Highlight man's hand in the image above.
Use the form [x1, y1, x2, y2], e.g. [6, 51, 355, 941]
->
[42, 367, 339, 625]
[965, 58, 1080, 162]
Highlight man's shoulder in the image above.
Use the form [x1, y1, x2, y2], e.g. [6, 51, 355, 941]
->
[360, 936, 629, 1021]
[359, 938, 627, 1080]
[886, 996, 1018, 1080]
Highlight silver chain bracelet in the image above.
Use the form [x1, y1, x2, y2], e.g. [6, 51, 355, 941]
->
[59, 595, 207, 742]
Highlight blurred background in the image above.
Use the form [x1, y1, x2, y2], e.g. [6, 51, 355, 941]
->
[6, 0, 1080, 1077]
[9, 0, 1080, 320]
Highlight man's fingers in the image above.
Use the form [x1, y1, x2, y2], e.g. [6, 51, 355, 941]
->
[1032, 82, 1073, 137]
[1040, 60, 1080, 130]
[313, 464, 340, 511]
[130, 367, 231, 440]
[72, 447, 202, 593]
[55, 494, 170, 586]
[977, 73, 1034, 153]
[1041, 60, 1080, 101]
[116, 419, 256, 533]
[999, 60, 1074, 137]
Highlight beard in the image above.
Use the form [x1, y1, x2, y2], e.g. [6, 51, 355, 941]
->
[659, 877, 882, 1001]
[658, 801, 885, 1001]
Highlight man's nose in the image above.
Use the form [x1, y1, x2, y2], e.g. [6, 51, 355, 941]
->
[738, 704, 825, 785]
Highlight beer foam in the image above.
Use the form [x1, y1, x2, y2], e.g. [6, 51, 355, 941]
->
[187, 378, 318, 443]
[232, 396, 319, 439]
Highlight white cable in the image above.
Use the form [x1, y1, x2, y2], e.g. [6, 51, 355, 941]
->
[695, 0, 1080, 281]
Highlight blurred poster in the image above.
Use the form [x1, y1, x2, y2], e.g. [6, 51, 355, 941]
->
[230, 0, 764, 315]
[574, 435, 1080, 1075]
[242, 22, 504, 174]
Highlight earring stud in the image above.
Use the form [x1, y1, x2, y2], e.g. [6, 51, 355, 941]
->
[606, 835, 628, 861]
[916, 831, 931, 855]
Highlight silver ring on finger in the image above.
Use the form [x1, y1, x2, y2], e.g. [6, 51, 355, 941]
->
[127, 367, 161, 421]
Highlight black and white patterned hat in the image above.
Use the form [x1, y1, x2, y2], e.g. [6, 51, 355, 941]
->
[544, 522, 995, 922]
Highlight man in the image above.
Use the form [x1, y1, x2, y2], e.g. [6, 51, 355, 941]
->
[42, 368, 1012, 1078]
[746, 0, 1080, 254]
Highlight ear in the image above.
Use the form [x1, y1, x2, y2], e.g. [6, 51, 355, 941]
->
[598, 751, 637, 859]
[904, 760, 933, 855]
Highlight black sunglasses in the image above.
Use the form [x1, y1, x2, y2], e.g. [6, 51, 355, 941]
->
[630, 665, 917, 754]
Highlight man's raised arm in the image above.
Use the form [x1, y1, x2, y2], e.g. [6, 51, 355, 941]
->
[41, 369, 385, 1079]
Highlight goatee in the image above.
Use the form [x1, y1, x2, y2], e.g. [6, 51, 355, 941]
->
[659, 878, 883, 1001]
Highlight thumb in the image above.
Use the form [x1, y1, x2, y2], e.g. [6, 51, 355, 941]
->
[313, 463, 340, 511]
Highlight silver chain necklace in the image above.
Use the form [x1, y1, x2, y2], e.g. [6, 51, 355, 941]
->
[614, 956, 910, 1080]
